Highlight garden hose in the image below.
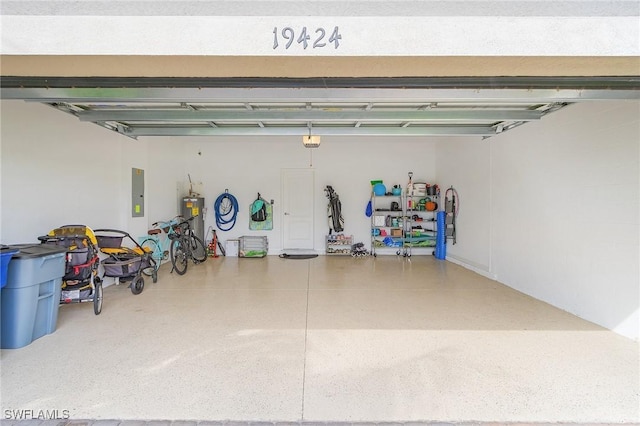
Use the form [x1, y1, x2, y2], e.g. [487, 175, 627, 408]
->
[214, 190, 239, 231]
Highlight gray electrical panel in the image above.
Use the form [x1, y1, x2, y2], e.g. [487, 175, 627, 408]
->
[132, 168, 144, 217]
[181, 197, 205, 243]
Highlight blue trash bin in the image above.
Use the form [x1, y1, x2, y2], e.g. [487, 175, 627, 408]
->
[1, 246, 19, 289]
[1, 244, 66, 349]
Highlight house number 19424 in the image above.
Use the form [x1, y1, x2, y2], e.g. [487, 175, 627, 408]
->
[273, 26, 342, 50]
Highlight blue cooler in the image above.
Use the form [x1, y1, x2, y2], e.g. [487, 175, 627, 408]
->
[1, 244, 66, 349]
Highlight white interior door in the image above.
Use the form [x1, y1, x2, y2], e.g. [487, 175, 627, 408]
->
[282, 168, 315, 250]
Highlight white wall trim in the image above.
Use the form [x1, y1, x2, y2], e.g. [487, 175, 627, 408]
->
[445, 254, 497, 281]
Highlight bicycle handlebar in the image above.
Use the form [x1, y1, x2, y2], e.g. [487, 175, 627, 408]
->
[151, 215, 185, 230]
[149, 215, 198, 236]
[175, 215, 198, 228]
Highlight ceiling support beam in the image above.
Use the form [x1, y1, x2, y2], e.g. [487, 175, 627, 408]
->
[4, 87, 639, 103]
[126, 125, 496, 137]
[74, 109, 544, 123]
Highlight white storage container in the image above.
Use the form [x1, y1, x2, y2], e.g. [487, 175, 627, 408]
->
[239, 236, 268, 258]
[225, 239, 239, 257]
[373, 215, 386, 227]
[412, 183, 427, 196]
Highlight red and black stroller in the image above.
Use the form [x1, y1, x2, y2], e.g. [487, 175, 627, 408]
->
[38, 225, 103, 315]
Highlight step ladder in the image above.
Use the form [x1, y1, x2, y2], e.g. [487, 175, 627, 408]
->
[444, 186, 458, 245]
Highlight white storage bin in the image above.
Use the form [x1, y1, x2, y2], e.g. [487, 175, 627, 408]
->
[373, 215, 386, 227]
[225, 240, 239, 257]
[239, 236, 268, 258]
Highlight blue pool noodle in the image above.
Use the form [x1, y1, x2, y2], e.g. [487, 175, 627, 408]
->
[435, 211, 446, 260]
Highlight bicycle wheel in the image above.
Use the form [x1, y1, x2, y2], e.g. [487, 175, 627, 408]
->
[190, 235, 207, 263]
[93, 280, 103, 315]
[140, 238, 160, 277]
[170, 239, 188, 275]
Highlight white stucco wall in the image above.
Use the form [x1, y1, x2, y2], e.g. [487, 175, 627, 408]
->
[2, 1, 638, 57]
[436, 100, 640, 340]
[0, 100, 436, 253]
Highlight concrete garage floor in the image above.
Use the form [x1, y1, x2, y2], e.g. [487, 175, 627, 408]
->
[1, 255, 638, 423]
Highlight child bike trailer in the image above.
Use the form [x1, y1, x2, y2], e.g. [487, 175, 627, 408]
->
[94, 229, 156, 295]
[38, 225, 103, 315]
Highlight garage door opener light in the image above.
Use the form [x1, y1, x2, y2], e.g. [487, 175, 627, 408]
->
[303, 135, 320, 148]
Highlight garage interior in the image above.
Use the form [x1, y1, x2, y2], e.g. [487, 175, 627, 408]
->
[1, 1, 639, 424]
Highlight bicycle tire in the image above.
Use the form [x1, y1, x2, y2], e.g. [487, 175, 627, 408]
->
[170, 239, 188, 275]
[190, 235, 207, 263]
[140, 238, 161, 276]
[93, 281, 103, 315]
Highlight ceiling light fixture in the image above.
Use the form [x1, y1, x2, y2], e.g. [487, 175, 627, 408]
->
[304, 124, 320, 148]
[303, 135, 321, 148]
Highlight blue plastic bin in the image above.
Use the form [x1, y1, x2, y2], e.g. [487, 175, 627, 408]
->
[1, 246, 19, 289]
[1, 244, 66, 349]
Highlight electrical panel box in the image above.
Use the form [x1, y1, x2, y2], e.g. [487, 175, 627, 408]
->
[132, 168, 144, 217]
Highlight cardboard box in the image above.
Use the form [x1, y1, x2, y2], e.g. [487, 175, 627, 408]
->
[391, 229, 403, 237]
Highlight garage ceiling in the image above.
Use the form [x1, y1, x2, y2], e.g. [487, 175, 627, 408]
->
[2, 77, 639, 139]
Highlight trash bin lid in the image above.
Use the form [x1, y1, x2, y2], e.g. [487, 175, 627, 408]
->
[1, 245, 19, 255]
[6, 244, 66, 258]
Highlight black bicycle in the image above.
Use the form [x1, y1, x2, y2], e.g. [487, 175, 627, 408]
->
[169, 216, 207, 275]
